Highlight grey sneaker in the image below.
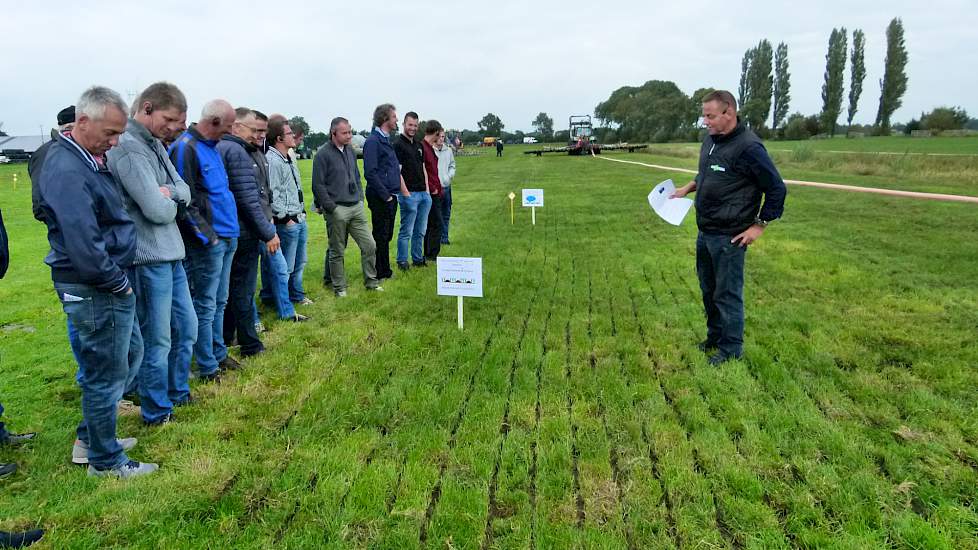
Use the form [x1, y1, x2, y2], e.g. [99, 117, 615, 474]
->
[88, 459, 159, 479]
[367, 286, 385, 292]
[73, 437, 138, 465]
[117, 399, 141, 417]
[297, 297, 315, 306]
[335, 290, 348, 298]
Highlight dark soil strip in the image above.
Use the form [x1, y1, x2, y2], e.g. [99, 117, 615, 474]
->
[641, 424, 680, 547]
[386, 455, 408, 513]
[530, 271, 561, 549]
[566, 321, 586, 528]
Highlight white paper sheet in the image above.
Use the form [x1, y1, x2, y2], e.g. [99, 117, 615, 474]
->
[647, 179, 693, 226]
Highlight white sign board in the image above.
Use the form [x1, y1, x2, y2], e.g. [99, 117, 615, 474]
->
[437, 257, 484, 298]
[647, 179, 693, 226]
[522, 189, 544, 207]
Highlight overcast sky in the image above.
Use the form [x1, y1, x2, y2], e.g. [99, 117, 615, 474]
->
[1, 0, 973, 135]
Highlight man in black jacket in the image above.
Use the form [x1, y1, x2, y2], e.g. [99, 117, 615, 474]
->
[29, 106, 75, 222]
[672, 90, 787, 365]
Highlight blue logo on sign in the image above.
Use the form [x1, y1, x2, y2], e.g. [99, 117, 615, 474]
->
[527, 195, 537, 202]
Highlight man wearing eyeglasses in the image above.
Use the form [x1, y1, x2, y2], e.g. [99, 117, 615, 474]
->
[671, 90, 787, 366]
[217, 108, 284, 359]
[312, 116, 382, 297]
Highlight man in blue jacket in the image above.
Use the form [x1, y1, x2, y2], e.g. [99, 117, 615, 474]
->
[169, 99, 239, 381]
[38, 86, 157, 479]
[362, 103, 401, 280]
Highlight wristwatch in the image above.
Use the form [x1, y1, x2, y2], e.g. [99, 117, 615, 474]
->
[754, 216, 770, 228]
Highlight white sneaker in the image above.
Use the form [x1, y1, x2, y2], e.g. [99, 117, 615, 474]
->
[367, 286, 385, 292]
[88, 460, 158, 479]
[297, 297, 315, 305]
[254, 321, 266, 334]
[72, 437, 138, 465]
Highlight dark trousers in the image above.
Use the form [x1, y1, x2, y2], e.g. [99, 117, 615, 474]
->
[366, 193, 398, 279]
[424, 194, 444, 260]
[225, 237, 264, 356]
[695, 231, 746, 357]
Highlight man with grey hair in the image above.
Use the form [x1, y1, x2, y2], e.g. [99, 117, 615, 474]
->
[38, 85, 158, 479]
[312, 116, 381, 296]
[169, 99, 239, 382]
[106, 82, 197, 431]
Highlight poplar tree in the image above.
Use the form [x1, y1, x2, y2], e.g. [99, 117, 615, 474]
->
[772, 42, 791, 131]
[875, 18, 909, 133]
[819, 27, 848, 136]
[846, 29, 866, 134]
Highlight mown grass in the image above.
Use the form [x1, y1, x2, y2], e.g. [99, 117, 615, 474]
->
[0, 140, 976, 548]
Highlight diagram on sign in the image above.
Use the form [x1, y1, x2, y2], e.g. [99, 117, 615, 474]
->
[522, 189, 544, 207]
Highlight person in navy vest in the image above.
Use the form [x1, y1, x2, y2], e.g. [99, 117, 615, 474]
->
[672, 90, 787, 365]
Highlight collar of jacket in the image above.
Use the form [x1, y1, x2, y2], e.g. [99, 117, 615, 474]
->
[711, 118, 747, 144]
[56, 132, 105, 173]
[187, 124, 218, 147]
[222, 133, 257, 152]
[268, 146, 291, 163]
[126, 118, 156, 146]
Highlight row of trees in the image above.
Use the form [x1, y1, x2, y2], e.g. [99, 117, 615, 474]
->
[741, 18, 908, 137]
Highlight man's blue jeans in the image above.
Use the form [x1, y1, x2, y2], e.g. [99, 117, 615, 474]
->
[396, 192, 432, 264]
[133, 261, 197, 421]
[259, 242, 296, 319]
[185, 237, 236, 375]
[440, 186, 453, 243]
[55, 283, 142, 470]
[277, 221, 308, 303]
[695, 231, 747, 358]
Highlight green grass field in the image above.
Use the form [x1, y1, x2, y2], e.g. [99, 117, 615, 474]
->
[1, 139, 977, 548]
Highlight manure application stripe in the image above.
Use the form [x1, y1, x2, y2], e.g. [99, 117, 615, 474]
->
[591, 151, 978, 204]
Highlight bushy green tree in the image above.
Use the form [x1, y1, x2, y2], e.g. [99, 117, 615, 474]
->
[921, 107, 969, 132]
[595, 80, 697, 142]
[288, 115, 310, 137]
[783, 113, 811, 140]
[531, 112, 554, 140]
[478, 113, 504, 137]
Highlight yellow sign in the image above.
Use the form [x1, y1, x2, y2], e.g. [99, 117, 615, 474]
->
[507, 192, 515, 224]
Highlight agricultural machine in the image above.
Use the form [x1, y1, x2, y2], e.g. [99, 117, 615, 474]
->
[524, 114, 647, 157]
